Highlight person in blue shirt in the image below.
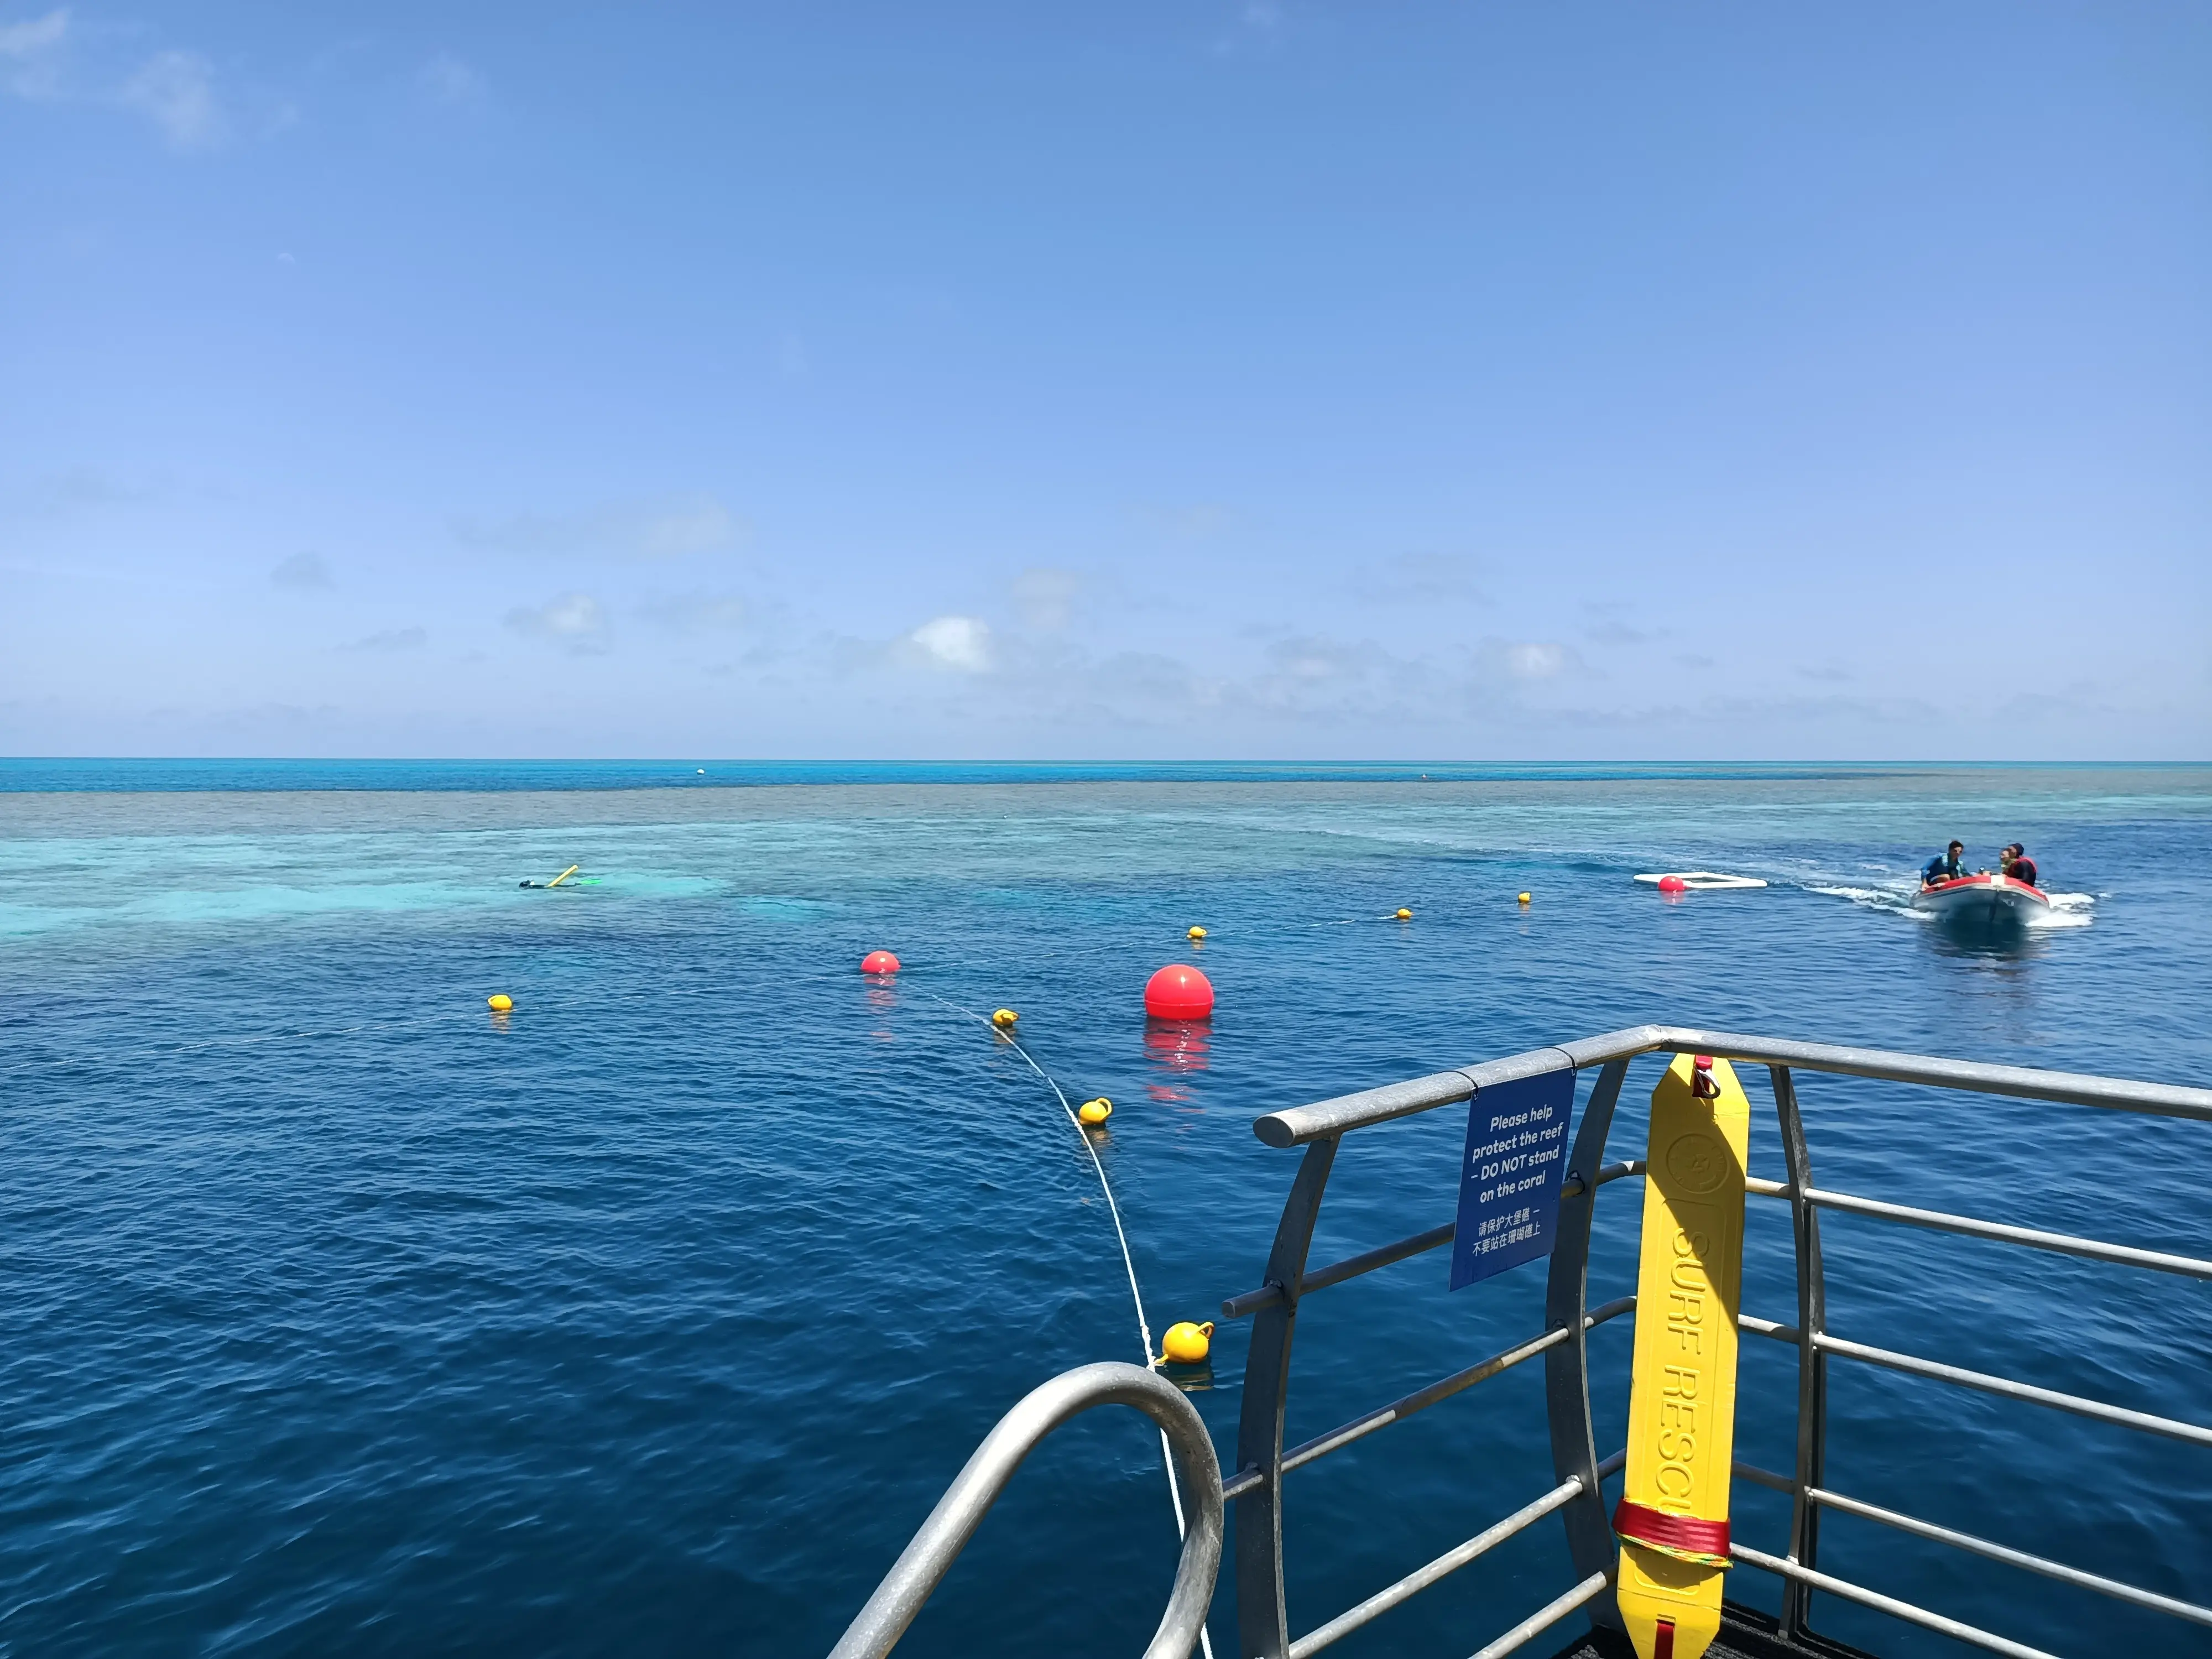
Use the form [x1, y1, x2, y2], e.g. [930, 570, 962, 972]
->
[1922, 840, 1965, 886]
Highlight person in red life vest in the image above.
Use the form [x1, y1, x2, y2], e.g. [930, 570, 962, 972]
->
[2002, 843, 2039, 888]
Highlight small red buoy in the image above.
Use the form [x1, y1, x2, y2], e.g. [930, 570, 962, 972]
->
[1145, 963, 1214, 1020]
[1657, 875, 1688, 894]
[861, 950, 901, 974]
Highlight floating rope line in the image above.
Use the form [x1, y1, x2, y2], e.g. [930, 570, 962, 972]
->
[926, 992, 1217, 1659]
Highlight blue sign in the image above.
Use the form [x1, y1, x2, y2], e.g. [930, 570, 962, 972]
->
[1449, 1067, 1575, 1290]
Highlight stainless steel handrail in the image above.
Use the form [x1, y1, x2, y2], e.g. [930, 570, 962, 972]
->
[1277, 1298, 1636, 1478]
[1255, 1024, 2212, 1145]
[1287, 1478, 1589, 1658]
[1731, 1543, 2062, 1659]
[1218, 1164, 1645, 1321]
[1808, 1485, 2212, 1627]
[1812, 1332, 2212, 1446]
[1232, 1028, 2212, 1658]
[836, 1029, 2211, 1659]
[828, 1362, 1223, 1659]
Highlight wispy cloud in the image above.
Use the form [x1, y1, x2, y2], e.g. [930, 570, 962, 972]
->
[417, 50, 482, 107]
[270, 551, 333, 591]
[1011, 567, 1081, 631]
[0, 7, 67, 100]
[1360, 553, 1488, 605]
[121, 49, 223, 149]
[636, 591, 747, 632]
[505, 592, 610, 654]
[905, 615, 990, 672]
[1214, 0, 1288, 55]
[340, 626, 425, 653]
[1505, 642, 1566, 679]
[455, 494, 742, 560]
[12, 466, 156, 514]
[3, 14, 242, 150]
[1145, 502, 1236, 539]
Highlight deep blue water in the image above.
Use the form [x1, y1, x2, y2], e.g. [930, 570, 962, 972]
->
[2, 765, 2206, 1658]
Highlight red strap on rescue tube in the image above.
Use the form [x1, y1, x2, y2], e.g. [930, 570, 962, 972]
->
[1653, 1620, 1676, 1659]
[1613, 1499, 1730, 1558]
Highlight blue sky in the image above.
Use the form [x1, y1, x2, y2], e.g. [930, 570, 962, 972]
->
[3, 3, 2207, 759]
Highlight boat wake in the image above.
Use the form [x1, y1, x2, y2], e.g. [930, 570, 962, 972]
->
[1802, 873, 2094, 929]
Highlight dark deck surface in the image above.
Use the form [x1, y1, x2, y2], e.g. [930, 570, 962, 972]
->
[1543, 1602, 1879, 1659]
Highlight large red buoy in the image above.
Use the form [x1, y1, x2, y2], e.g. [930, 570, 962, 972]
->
[1145, 963, 1214, 1020]
[860, 950, 901, 974]
[1656, 875, 1688, 894]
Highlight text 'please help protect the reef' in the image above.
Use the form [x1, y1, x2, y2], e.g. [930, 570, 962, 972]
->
[1449, 1068, 1573, 1290]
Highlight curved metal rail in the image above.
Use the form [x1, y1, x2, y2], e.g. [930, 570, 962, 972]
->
[1229, 1027, 2212, 1658]
[828, 1361, 1224, 1659]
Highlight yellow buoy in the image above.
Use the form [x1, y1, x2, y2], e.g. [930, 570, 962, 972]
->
[1078, 1098, 1112, 1125]
[486, 994, 513, 1012]
[1156, 1321, 1214, 1365]
[1518, 892, 1532, 905]
[1614, 1053, 1750, 1659]
[1188, 925, 1207, 941]
[991, 1008, 1019, 1029]
[1395, 907, 1413, 920]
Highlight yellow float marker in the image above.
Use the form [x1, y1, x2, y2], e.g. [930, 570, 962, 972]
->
[545, 864, 581, 888]
[1155, 1321, 1213, 1365]
[1614, 1053, 1749, 1659]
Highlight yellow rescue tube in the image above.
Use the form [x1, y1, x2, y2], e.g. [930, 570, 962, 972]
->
[1615, 1052, 1750, 1659]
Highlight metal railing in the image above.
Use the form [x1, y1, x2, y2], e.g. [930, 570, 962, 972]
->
[1220, 1025, 2212, 1659]
[828, 1362, 1223, 1659]
[831, 1026, 2212, 1658]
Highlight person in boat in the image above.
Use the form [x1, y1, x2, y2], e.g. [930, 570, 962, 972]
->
[2002, 843, 2038, 887]
[1921, 841, 1965, 888]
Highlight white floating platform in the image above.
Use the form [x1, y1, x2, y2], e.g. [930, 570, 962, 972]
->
[1634, 872, 1770, 890]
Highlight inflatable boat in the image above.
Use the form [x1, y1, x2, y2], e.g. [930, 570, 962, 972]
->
[1912, 872, 2050, 924]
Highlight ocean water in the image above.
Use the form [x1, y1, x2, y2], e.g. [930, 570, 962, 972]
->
[1, 763, 2206, 1658]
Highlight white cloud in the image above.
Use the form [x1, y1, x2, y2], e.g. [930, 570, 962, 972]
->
[505, 592, 610, 654]
[0, 8, 67, 100]
[418, 51, 482, 107]
[270, 551, 332, 591]
[455, 494, 742, 560]
[1506, 642, 1566, 679]
[121, 49, 222, 149]
[909, 615, 990, 672]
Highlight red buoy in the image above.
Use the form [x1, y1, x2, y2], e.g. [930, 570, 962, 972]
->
[1145, 963, 1214, 1020]
[860, 950, 901, 974]
[1657, 875, 1688, 894]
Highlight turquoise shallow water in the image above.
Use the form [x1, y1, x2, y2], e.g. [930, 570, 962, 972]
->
[2, 764, 2208, 1657]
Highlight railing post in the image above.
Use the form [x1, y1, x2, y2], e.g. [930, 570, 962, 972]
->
[1233, 1135, 1339, 1659]
[1543, 1058, 1630, 1630]
[1770, 1064, 1828, 1642]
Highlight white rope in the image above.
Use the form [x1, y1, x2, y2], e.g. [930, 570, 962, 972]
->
[10, 977, 1219, 1652]
[929, 994, 1217, 1659]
